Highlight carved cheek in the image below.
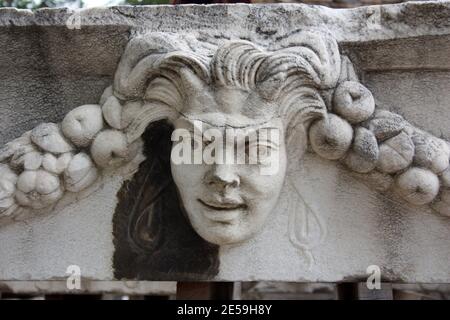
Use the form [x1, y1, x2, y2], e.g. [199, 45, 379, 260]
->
[236, 168, 274, 199]
[171, 161, 206, 193]
[251, 152, 287, 199]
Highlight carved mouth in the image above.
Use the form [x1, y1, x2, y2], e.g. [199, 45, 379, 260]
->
[198, 199, 247, 211]
[198, 199, 247, 223]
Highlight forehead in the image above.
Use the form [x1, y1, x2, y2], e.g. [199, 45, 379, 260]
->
[180, 87, 278, 127]
[173, 116, 284, 136]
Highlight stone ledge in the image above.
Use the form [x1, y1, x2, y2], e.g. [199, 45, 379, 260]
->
[0, 2, 449, 42]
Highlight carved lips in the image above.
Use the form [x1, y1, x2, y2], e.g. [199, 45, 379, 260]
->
[197, 198, 247, 223]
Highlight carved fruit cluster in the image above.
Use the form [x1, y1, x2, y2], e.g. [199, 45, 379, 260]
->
[309, 80, 450, 216]
[0, 87, 140, 219]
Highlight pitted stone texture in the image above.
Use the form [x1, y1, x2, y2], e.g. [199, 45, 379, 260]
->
[343, 127, 378, 173]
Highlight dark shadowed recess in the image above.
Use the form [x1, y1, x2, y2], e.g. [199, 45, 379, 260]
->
[113, 120, 219, 280]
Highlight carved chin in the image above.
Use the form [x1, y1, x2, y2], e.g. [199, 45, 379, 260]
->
[194, 221, 257, 246]
[188, 207, 267, 246]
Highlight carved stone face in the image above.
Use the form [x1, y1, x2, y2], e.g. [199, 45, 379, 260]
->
[170, 111, 287, 245]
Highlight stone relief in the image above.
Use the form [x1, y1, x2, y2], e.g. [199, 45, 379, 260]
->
[1, 30, 450, 256]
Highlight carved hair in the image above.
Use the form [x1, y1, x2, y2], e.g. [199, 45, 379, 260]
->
[113, 32, 340, 144]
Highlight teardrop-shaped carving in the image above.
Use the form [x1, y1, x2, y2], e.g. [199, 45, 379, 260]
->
[287, 178, 326, 268]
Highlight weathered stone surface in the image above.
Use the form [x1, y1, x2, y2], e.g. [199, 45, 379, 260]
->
[333, 81, 375, 124]
[412, 132, 450, 174]
[31, 123, 74, 154]
[42, 152, 72, 175]
[1, 3, 450, 283]
[396, 167, 440, 206]
[64, 152, 98, 192]
[62, 104, 104, 147]
[377, 132, 414, 174]
[362, 110, 406, 142]
[343, 127, 378, 173]
[309, 114, 353, 160]
[15, 170, 63, 209]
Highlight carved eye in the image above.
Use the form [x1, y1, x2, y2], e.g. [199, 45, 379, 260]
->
[257, 145, 273, 165]
[257, 140, 280, 166]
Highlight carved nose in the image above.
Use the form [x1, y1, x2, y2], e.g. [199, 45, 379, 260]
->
[207, 164, 240, 190]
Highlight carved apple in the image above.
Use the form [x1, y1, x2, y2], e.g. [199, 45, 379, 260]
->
[15, 170, 63, 209]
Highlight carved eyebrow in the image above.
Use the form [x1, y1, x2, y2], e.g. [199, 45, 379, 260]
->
[231, 126, 279, 135]
[257, 138, 280, 148]
[256, 128, 280, 147]
[239, 131, 280, 148]
[257, 126, 278, 131]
